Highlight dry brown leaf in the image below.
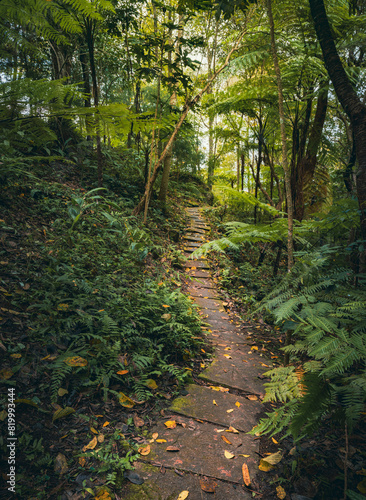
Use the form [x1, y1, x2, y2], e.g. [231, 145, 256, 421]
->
[54, 453, 68, 475]
[242, 463, 251, 486]
[133, 414, 145, 427]
[247, 395, 258, 401]
[118, 392, 135, 408]
[221, 435, 232, 445]
[83, 436, 98, 452]
[98, 434, 105, 443]
[224, 450, 235, 459]
[138, 445, 151, 456]
[152, 432, 159, 440]
[79, 457, 86, 466]
[164, 420, 177, 429]
[276, 485, 286, 499]
[200, 477, 217, 493]
[166, 446, 180, 452]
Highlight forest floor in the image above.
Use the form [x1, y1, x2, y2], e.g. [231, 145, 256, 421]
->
[1, 166, 365, 500]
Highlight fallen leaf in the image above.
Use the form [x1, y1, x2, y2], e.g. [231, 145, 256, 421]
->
[94, 488, 112, 500]
[118, 392, 135, 408]
[161, 313, 171, 321]
[258, 460, 274, 472]
[98, 434, 105, 443]
[224, 450, 235, 459]
[54, 453, 68, 475]
[227, 409, 234, 413]
[263, 451, 283, 465]
[247, 395, 258, 401]
[52, 406, 75, 423]
[117, 369, 128, 375]
[103, 421, 110, 427]
[0, 368, 13, 380]
[213, 400, 218, 406]
[226, 426, 239, 434]
[221, 435, 232, 445]
[276, 485, 286, 499]
[0, 410, 7, 421]
[162, 304, 170, 308]
[251, 346, 258, 351]
[164, 420, 177, 429]
[145, 379, 158, 390]
[166, 446, 180, 452]
[10, 353, 21, 359]
[177, 491, 189, 500]
[14, 398, 38, 407]
[138, 445, 150, 456]
[57, 388, 68, 397]
[79, 457, 86, 466]
[83, 436, 98, 452]
[272, 437, 278, 444]
[242, 463, 251, 486]
[200, 477, 217, 493]
[133, 414, 145, 427]
[90, 427, 98, 434]
[152, 432, 159, 440]
[357, 478, 366, 494]
[238, 454, 250, 457]
[235, 402, 241, 408]
[156, 439, 167, 443]
[224, 354, 232, 359]
[63, 356, 87, 367]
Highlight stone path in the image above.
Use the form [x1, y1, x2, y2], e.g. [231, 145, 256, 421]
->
[121, 207, 271, 499]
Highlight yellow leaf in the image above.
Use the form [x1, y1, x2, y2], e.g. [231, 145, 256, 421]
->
[221, 435, 232, 445]
[224, 347, 231, 351]
[226, 426, 239, 434]
[223, 354, 232, 359]
[235, 402, 241, 408]
[227, 409, 234, 413]
[98, 434, 105, 443]
[210, 386, 229, 392]
[0, 368, 13, 380]
[138, 444, 151, 456]
[224, 450, 235, 459]
[242, 463, 251, 486]
[161, 313, 171, 321]
[117, 369, 128, 375]
[58, 388, 68, 397]
[156, 439, 167, 443]
[251, 346, 258, 350]
[90, 427, 98, 434]
[14, 398, 38, 407]
[177, 491, 189, 500]
[79, 457, 86, 466]
[118, 392, 135, 408]
[272, 437, 278, 444]
[10, 353, 22, 359]
[82, 436, 98, 452]
[247, 395, 258, 401]
[258, 460, 274, 472]
[103, 421, 110, 427]
[152, 432, 159, 440]
[145, 379, 158, 390]
[263, 451, 283, 465]
[63, 356, 88, 367]
[213, 400, 218, 406]
[95, 488, 112, 500]
[164, 420, 177, 429]
[52, 406, 75, 423]
[276, 485, 286, 499]
[162, 304, 170, 308]
[238, 454, 250, 457]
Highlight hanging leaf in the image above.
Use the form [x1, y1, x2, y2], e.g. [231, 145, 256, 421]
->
[224, 450, 235, 459]
[82, 436, 98, 452]
[138, 445, 151, 456]
[63, 356, 87, 367]
[276, 485, 286, 499]
[242, 463, 251, 486]
[164, 420, 177, 429]
[52, 406, 75, 423]
[118, 392, 135, 408]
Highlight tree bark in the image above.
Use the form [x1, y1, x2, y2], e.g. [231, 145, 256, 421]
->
[309, 0, 366, 270]
[266, 0, 294, 273]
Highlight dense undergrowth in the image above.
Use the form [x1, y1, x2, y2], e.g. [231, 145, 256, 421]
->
[0, 145, 210, 498]
[196, 187, 366, 499]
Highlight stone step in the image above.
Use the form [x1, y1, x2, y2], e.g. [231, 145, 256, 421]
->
[141, 415, 259, 485]
[170, 384, 261, 433]
[182, 260, 210, 270]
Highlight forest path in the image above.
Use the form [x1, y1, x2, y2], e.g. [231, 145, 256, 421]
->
[121, 207, 269, 499]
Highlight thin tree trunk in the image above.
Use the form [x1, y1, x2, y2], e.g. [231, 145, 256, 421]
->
[133, 27, 249, 216]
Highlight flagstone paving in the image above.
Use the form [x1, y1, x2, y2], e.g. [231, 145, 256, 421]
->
[121, 207, 268, 499]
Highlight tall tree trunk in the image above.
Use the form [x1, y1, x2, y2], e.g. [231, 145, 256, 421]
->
[266, 0, 294, 272]
[86, 18, 103, 187]
[309, 0, 366, 271]
[79, 47, 92, 140]
[133, 27, 248, 216]
[294, 82, 328, 220]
